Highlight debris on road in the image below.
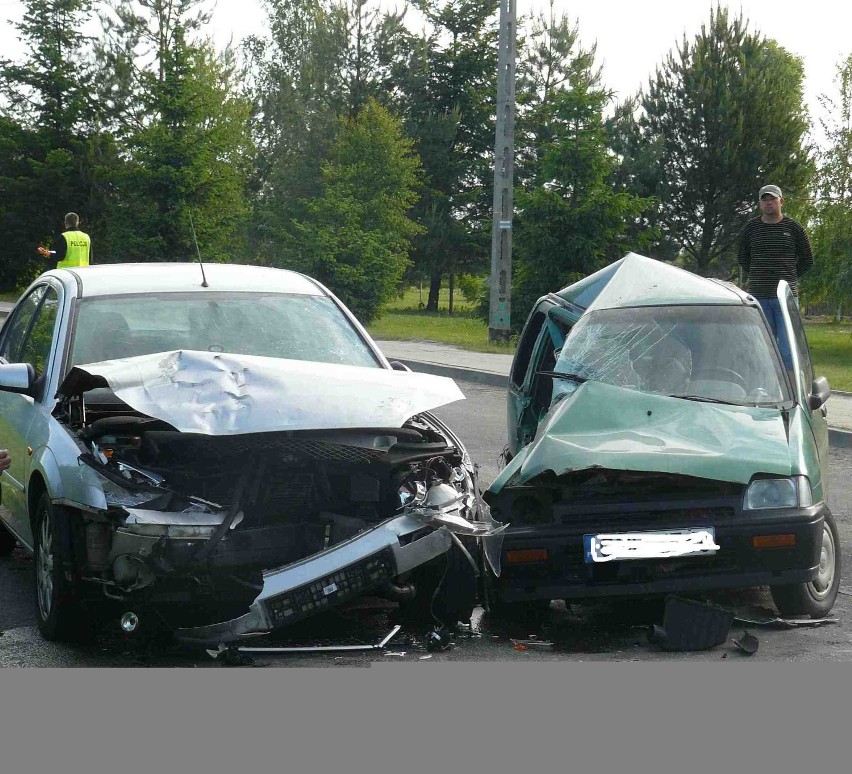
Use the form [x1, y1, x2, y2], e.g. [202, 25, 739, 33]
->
[733, 615, 840, 629]
[647, 596, 733, 651]
[732, 631, 759, 656]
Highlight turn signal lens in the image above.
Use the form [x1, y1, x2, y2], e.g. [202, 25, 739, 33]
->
[752, 534, 796, 549]
[505, 548, 548, 564]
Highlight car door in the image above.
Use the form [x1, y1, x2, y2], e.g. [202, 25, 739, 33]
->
[0, 282, 63, 544]
[507, 299, 581, 455]
[777, 281, 829, 475]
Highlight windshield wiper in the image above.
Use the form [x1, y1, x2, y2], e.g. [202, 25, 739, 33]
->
[537, 370, 589, 383]
[665, 394, 742, 406]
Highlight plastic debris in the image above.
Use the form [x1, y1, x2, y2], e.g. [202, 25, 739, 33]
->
[510, 638, 553, 649]
[732, 631, 759, 656]
[384, 651, 407, 657]
[647, 595, 733, 651]
[733, 615, 840, 629]
[207, 624, 402, 658]
[426, 628, 453, 652]
[419, 654, 433, 660]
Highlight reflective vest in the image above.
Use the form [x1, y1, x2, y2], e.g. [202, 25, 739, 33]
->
[57, 230, 91, 269]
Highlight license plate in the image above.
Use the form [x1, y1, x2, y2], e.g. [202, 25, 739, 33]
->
[584, 528, 719, 563]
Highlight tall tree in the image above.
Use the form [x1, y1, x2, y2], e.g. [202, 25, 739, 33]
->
[805, 53, 852, 316]
[293, 99, 423, 322]
[96, 1, 252, 262]
[0, 0, 102, 289]
[639, 5, 813, 275]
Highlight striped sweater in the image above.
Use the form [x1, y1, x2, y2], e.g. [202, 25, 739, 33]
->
[737, 216, 813, 298]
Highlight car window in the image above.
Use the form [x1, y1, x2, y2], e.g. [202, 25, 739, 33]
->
[70, 292, 381, 369]
[0, 286, 45, 363]
[19, 287, 59, 376]
[784, 294, 814, 391]
[554, 305, 790, 406]
[511, 310, 545, 387]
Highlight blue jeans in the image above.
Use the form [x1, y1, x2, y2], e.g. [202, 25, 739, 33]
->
[758, 297, 794, 370]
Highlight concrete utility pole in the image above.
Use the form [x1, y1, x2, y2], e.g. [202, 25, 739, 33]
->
[488, 0, 517, 343]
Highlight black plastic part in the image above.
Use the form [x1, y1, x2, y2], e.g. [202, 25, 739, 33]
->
[647, 595, 733, 651]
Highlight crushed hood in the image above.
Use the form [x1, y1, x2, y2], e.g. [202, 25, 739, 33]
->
[59, 350, 464, 435]
[490, 381, 792, 491]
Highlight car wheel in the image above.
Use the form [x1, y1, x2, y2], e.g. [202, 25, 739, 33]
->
[0, 523, 17, 556]
[770, 511, 841, 619]
[400, 540, 478, 627]
[33, 493, 88, 641]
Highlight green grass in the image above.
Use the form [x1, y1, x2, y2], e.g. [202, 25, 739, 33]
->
[803, 321, 852, 392]
[0, 292, 19, 303]
[367, 286, 517, 354]
[370, 287, 852, 390]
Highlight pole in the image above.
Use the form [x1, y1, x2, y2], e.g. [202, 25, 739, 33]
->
[488, 0, 517, 343]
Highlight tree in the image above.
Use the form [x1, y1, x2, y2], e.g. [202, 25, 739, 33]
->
[95, 1, 252, 262]
[805, 54, 852, 316]
[506, 7, 649, 324]
[639, 5, 813, 275]
[293, 99, 423, 322]
[0, 0, 101, 289]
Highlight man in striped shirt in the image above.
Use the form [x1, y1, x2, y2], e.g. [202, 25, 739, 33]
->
[737, 184, 813, 368]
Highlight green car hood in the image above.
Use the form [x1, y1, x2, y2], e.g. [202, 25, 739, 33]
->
[489, 381, 792, 493]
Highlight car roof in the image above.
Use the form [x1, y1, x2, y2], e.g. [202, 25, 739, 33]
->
[555, 253, 752, 312]
[45, 263, 326, 298]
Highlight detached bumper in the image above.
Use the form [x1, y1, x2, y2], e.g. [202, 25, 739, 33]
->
[174, 514, 452, 644]
[492, 503, 828, 603]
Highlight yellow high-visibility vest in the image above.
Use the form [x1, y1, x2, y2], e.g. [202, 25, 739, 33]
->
[56, 230, 91, 268]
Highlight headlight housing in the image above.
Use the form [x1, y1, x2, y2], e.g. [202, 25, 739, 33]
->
[96, 472, 164, 508]
[744, 476, 812, 510]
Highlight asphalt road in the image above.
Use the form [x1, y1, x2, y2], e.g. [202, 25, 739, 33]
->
[1, 379, 851, 666]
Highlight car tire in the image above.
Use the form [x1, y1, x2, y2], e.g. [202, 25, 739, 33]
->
[770, 510, 841, 619]
[400, 540, 478, 627]
[0, 523, 17, 556]
[33, 493, 88, 641]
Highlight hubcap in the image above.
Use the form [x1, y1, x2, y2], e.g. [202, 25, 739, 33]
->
[809, 523, 836, 600]
[36, 513, 54, 620]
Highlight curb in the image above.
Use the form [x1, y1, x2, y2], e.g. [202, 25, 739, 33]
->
[391, 358, 508, 389]
[397, 358, 852, 448]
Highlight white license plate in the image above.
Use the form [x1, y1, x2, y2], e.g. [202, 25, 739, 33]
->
[583, 528, 719, 563]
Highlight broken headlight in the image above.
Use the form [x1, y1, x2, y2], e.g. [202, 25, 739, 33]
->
[744, 477, 811, 510]
[95, 471, 165, 508]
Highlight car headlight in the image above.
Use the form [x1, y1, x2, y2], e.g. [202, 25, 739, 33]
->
[97, 472, 164, 508]
[744, 477, 812, 510]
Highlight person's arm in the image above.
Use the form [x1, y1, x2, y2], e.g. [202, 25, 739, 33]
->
[795, 223, 814, 277]
[737, 224, 751, 275]
[53, 232, 68, 263]
[0, 449, 10, 474]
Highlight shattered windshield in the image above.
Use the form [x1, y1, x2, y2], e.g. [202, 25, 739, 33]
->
[553, 305, 789, 406]
[71, 292, 381, 368]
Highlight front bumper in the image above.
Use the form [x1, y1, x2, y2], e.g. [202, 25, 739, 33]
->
[173, 513, 452, 644]
[491, 502, 828, 603]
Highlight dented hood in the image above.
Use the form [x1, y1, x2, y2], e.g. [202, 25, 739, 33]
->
[59, 350, 464, 435]
[490, 381, 792, 491]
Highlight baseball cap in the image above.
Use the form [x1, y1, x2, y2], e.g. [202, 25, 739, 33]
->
[759, 184, 782, 199]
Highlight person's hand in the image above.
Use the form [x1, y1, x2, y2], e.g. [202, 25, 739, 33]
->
[0, 449, 10, 474]
[37, 246, 52, 257]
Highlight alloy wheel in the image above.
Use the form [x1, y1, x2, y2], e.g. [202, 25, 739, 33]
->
[37, 512, 54, 620]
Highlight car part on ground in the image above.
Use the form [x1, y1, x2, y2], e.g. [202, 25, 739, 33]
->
[646, 596, 733, 652]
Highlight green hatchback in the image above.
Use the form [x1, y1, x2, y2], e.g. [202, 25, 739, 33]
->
[486, 254, 839, 618]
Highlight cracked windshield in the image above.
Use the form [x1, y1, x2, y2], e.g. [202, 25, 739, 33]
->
[554, 305, 790, 406]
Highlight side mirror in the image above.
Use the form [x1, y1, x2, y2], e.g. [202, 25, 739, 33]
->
[389, 360, 412, 372]
[807, 376, 831, 411]
[0, 362, 36, 395]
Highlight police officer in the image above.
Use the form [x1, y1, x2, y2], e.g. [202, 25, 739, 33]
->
[38, 212, 92, 269]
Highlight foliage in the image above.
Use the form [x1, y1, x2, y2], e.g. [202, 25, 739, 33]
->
[293, 99, 423, 322]
[638, 5, 813, 276]
[804, 54, 852, 314]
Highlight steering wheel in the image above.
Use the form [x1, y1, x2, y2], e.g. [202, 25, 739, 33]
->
[691, 367, 747, 390]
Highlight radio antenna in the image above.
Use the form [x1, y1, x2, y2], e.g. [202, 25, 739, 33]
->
[189, 210, 209, 287]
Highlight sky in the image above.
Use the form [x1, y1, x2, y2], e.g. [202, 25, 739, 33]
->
[1, 0, 850, 143]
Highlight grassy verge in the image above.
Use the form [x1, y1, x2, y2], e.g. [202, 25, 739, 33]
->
[369, 288, 852, 391]
[367, 286, 517, 354]
[0, 292, 19, 303]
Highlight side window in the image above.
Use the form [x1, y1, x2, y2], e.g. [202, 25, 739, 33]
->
[19, 287, 60, 377]
[785, 295, 814, 389]
[0, 286, 46, 363]
[511, 310, 546, 387]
